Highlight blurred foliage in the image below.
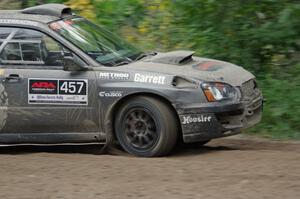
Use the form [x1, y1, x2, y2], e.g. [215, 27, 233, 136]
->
[2, 0, 300, 139]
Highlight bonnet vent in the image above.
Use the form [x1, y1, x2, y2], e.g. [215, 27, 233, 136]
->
[21, 4, 72, 18]
[146, 51, 195, 65]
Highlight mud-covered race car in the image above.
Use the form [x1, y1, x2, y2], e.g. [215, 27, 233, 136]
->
[0, 4, 263, 157]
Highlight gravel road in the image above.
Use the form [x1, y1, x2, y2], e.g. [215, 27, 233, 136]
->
[0, 136, 299, 199]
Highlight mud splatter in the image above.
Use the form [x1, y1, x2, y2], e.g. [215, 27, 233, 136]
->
[0, 83, 8, 131]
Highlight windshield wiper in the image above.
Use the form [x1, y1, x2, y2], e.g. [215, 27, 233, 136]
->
[109, 51, 155, 66]
[113, 60, 132, 66]
[134, 52, 157, 61]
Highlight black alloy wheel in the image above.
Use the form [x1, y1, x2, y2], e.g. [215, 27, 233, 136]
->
[115, 96, 178, 157]
[123, 108, 158, 151]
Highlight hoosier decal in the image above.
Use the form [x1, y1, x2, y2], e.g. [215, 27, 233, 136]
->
[28, 79, 88, 105]
[181, 115, 212, 124]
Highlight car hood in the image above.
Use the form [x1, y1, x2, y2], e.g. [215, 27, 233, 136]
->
[120, 51, 254, 86]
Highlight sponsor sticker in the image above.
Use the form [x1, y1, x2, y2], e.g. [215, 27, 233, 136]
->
[193, 61, 223, 71]
[0, 69, 5, 76]
[28, 79, 88, 105]
[99, 91, 123, 98]
[181, 115, 212, 125]
[99, 72, 129, 80]
[0, 19, 39, 26]
[134, 73, 165, 84]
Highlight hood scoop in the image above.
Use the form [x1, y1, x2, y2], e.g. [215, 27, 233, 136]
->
[144, 50, 195, 65]
[22, 4, 72, 18]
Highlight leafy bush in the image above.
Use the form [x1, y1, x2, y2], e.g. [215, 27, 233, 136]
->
[250, 67, 300, 139]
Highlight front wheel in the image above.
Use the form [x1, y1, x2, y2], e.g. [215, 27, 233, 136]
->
[114, 96, 178, 157]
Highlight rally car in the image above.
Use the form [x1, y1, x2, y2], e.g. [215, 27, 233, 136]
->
[0, 4, 263, 157]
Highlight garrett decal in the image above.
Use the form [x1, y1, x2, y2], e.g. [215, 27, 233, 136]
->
[99, 72, 129, 80]
[99, 91, 123, 97]
[28, 79, 88, 105]
[182, 115, 212, 124]
[134, 73, 165, 84]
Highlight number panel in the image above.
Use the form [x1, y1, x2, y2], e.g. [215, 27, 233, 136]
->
[28, 78, 88, 105]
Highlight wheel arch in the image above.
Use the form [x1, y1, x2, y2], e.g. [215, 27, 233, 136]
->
[104, 91, 182, 145]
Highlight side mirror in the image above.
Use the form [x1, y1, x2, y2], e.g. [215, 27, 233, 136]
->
[63, 54, 88, 71]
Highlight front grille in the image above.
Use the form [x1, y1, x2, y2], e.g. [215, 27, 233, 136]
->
[241, 79, 256, 98]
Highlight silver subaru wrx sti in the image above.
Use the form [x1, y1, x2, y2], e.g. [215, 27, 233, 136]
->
[0, 4, 263, 157]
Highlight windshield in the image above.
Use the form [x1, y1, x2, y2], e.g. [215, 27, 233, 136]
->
[49, 17, 142, 66]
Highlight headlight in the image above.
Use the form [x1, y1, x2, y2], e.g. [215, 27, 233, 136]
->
[201, 82, 239, 102]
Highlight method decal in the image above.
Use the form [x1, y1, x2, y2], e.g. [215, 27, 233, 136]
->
[28, 79, 88, 105]
[99, 72, 130, 80]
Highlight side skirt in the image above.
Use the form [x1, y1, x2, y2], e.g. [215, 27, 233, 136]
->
[0, 132, 106, 145]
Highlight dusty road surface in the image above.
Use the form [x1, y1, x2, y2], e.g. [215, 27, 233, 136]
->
[0, 136, 299, 199]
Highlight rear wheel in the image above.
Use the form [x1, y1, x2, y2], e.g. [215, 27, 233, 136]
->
[114, 96, 178, 157]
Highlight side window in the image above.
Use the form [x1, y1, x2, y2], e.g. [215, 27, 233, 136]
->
[0, 27, 68, 67]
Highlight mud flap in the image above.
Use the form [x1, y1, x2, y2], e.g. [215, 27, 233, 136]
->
[179, 113, 223, 143]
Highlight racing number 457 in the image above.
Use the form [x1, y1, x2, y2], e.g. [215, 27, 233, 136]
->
[59, 80, 87, 95]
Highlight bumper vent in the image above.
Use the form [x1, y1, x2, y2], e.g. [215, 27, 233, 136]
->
[241, 79, 262, 113]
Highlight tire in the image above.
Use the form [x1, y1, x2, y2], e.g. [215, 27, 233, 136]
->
[114, 96, 178, 157]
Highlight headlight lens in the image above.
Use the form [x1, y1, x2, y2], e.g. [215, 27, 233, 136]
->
[201, 82, 238, 102]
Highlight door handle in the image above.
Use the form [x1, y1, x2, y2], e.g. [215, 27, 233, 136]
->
[4, 74, 22, 82]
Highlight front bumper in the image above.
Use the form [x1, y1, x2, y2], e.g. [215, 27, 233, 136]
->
[178, 86, 263, 143]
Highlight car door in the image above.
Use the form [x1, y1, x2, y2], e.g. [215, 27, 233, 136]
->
[0, 27, 99, 140]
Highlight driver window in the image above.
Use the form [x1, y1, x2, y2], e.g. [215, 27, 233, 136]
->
[0, 27, 70, 67]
